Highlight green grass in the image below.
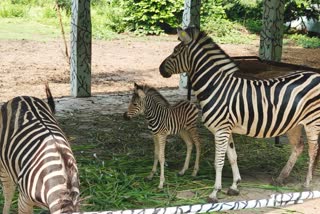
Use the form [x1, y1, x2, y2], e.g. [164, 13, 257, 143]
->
[0, 18, 61, 41]
[288, 34, 320, 49]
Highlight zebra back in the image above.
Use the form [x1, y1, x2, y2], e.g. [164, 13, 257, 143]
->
[171, 100, 199, 129]
[0, 87, 79, 213]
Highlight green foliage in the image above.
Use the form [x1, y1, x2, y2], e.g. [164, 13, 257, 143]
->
[92, 0, 127, 35]
[284, 0, 320, 24]
[203, 18, 234, 38]
[124, 0, 184, 35]
[0, 1, 28, 17]
[201, 0, 258, 44]
[1, 0, 319, 44]
[243, 19, 262, 34]
[223, 0, 263, 21]
[56, 0, 72, 14]
[201, 0, 226, 22]
[289, 33, 320, 48]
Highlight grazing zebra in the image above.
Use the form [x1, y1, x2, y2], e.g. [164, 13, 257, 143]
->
[0, 85, 80, 214]
[159, 27, 320, 202]
[123, 83, 201, 188]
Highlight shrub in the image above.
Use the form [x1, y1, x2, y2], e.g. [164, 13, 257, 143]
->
[0, 1, 28, 18]
[223, 0, 263, 21]
[94, 0, 127, 33]
[124, 0, 184, 35]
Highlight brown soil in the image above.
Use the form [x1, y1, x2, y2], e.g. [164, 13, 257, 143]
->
[0, 37, 319, 103]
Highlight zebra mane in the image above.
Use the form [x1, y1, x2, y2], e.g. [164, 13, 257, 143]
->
[141, 85, 170, 107]
[188, 27, 234, 61]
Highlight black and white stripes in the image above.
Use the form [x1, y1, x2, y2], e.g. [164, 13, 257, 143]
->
[159, 27, 320, 202]
[124, 83, 201, 188]
[0, 86, 80, 214]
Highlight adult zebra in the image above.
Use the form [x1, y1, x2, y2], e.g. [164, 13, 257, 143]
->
[0, 84, 80, 213]
[124, 83, 201, 189]
[159, 27, 320, 203]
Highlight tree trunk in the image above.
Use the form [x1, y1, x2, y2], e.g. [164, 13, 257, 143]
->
[70, 0, 92, 97]
[259, 0, 285, 62]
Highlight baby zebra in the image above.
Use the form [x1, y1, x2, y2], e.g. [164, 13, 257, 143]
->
[0, 84, 80, 214]
[124, 83, 201, 188]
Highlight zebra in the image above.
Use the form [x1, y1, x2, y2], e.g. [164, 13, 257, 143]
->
[0, 84, 80, 214]
[123, 83, 201, 188]
[159, 27, 320, 203]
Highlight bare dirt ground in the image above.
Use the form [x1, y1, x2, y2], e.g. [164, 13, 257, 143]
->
[0, 37, 320, 213]
[0, 37, 319, 103]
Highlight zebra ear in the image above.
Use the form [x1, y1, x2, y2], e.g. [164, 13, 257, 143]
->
[134, 82, 143, 90]
[137, 89, 145, 98]
[177, 28, 192, 44]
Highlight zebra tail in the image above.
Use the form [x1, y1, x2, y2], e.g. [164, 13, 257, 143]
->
[45, 83, 55, 114]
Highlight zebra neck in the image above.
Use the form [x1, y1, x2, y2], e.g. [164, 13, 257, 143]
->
[144, 98, 167, 131]
[190, 59, 239, 102]
[189, 42, 239, 78]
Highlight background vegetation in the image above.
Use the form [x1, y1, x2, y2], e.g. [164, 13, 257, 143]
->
[0, 0, 319, 46]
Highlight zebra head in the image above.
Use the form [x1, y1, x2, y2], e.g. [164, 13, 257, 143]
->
[124, 83, 146, 120]
[159, 27, 200, 78]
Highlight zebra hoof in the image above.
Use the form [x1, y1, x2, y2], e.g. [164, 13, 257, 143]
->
[227, 188, 239, 196]
[144, 176, 153, 181]
[191, 170, 198, 177]
[207, 197, 218, 204]
[177, 171, 185, 177]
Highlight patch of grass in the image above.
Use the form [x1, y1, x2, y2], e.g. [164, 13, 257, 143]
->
[0, 18, 61, 41]
[51, 112, 312, 212]
[288, 34, 320, 48]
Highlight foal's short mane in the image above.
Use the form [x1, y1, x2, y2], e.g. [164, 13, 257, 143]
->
[142, 85, 170, 107]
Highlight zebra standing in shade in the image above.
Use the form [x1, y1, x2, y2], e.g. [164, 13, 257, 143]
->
[0, 85, 80, 214]
[124, 83, 201, 188]
[159, 27, 320, 203]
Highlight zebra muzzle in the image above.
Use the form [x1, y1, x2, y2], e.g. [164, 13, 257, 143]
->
[159, 61, 172, 78]
[123, 112, 131, 120]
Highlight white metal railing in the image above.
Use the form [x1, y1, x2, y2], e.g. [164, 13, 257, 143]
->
[72, 190, 320, 214]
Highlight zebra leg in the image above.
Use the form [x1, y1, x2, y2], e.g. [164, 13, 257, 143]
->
[304, 127, 319, 189]
[189, 127, 201, 177]
[226, 135, 241, 196]
[208, 129, 230, 203]
[157, 134, 167, 189]
[178, 129, 193, 176]
[18, 194, 34, 214]
[275, 125, 303, 186]
[146, 135, 160, 180]
[0, 163, 16, 214]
